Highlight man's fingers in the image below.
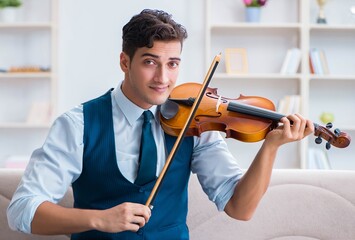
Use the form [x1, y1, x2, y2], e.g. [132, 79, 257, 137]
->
[131, 215, 147, 227]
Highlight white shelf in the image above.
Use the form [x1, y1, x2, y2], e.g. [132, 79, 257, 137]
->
[0, 0, 58, 168]
[0, 22, 53, 29]
[310, 24, 355, 31]
[211, 23, 302, 30]
[206, 0, 355, 170]
[0, 72, 51, 79]
[214, 73, 302, 80]
[309, 75, 355, 81]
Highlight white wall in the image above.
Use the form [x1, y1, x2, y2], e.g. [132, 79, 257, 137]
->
[57, 0, 206, 115]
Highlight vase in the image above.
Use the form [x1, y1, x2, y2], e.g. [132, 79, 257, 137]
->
[245, 7, 261, 23]
[0, 7, 18, 23]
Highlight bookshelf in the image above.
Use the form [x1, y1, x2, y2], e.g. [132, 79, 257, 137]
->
[205, 0, 355, 170]
[0, 0, 58, 168]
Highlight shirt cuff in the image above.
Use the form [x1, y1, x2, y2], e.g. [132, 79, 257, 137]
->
[215, 174, 242, 211]
[8, 196, 49, 234]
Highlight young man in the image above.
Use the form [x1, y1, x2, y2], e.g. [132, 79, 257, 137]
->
[7, 9, 314, 240]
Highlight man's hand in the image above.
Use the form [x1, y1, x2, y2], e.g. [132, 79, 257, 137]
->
[265, 113, 314, 147]
[94, 202, 152, 233]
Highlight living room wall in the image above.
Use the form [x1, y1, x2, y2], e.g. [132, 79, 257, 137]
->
[57, 0, 205, 114]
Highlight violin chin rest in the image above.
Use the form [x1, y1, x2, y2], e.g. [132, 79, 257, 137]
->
[160, 99, 179, 120]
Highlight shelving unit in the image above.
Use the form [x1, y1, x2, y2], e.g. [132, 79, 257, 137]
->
[0, 0, 57, 168]
[205, 0, 355, 169]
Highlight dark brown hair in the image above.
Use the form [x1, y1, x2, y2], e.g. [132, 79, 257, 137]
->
[122, 9, 188, 60]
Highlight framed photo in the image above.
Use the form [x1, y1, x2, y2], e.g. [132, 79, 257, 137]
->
[225, 48, 248, 74]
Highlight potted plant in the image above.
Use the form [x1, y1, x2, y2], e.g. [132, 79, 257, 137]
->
[242, 0, 268, 22]
[243, 0, 267, 7]
[0, 0, 22, 22]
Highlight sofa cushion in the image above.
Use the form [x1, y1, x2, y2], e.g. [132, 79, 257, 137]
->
[188, 169, 355, 240]
[2, 169, 355, 240]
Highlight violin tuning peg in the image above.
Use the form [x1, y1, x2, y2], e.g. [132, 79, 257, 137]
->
[334, 128, 341, 136]
[326, 141, 331, 150]
[315, 136, 322, 144]
[326, 122, 333, 129]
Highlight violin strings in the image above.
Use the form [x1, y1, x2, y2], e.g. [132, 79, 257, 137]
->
[227, 101, 285, 122]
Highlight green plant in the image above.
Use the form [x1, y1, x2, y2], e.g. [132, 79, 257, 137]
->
[243, 0, 267, 7]
[0, 0, 22, 8]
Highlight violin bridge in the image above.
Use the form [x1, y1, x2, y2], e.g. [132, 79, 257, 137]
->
[216, 95, 222, 112]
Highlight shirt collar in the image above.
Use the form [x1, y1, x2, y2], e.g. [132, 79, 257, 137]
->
[112, 82, 158, 126]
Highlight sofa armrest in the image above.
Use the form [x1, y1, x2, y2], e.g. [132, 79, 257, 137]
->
[0, 169, 70, 240]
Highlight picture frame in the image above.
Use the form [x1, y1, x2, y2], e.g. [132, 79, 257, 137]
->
[225, 48, 248, 74]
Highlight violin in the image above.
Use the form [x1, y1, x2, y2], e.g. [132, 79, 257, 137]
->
[160, 82, 351, 149]
[145, 54, 350, 210]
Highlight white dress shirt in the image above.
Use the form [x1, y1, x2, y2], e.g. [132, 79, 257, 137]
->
[7, 83, 243, 233]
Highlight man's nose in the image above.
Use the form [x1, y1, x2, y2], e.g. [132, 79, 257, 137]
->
[154, 66, 169, 83]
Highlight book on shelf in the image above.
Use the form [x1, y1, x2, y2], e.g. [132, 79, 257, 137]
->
[280, 48, 301, 74]
[309, 48, 330, 75]
[277, 95, 301, 115]
[307, 148, 331, 169]
[309, 54, 315, 74]
[319, 50, 330, 74]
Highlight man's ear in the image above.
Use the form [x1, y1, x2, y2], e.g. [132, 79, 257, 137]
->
[120, 52, 130, 72]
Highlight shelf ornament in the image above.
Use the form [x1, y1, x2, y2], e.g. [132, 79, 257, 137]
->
[0, 0, 22, 22]
[316, 0, 327, 24]
[242, 0, 267, 22]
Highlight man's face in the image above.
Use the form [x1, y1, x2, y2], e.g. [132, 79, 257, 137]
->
[120, 40, 182, 109]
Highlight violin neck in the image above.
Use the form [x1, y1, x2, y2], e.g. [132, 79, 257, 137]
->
[227, 101, 285, 122]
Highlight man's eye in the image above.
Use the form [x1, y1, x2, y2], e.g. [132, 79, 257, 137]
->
[169, 62, 179, 68]
[145, 60, 155, 65]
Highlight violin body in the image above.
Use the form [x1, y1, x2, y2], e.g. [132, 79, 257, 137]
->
[161, 82, 278, 142]
[160, 82, 351, 148]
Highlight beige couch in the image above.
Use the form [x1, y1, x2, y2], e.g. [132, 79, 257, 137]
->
[1, 169, 355, 240]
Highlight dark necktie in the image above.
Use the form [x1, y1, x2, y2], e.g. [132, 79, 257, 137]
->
[135, 110, 157, 185]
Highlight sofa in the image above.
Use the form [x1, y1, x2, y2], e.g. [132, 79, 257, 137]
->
[1, 168, 355, 240]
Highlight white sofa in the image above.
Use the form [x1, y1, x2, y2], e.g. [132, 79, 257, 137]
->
[1, 169, 355, 240]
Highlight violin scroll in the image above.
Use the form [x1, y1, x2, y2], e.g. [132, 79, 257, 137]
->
[313, 122, 351, 149]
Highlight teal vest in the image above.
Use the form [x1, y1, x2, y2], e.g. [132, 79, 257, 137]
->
[71, 90, 193, 240]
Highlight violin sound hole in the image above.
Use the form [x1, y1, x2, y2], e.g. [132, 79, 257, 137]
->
[195, 112, 222, 122]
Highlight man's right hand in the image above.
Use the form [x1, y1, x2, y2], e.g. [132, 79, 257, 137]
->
[31, 201, 151, 235]
[93, 202, 152, 233]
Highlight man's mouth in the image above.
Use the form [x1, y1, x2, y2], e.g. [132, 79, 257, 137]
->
[150, 86, 168, 93]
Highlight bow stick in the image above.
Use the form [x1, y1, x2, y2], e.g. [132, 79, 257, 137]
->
[145, 53, 221, 209]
